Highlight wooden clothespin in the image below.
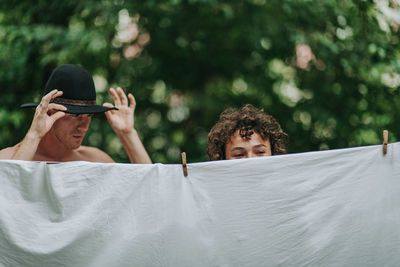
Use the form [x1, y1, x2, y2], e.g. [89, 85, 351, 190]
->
[181, 152, 188, 177]
[383, 130, 388, 155]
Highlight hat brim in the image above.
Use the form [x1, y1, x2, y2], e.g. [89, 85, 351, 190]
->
[20, 102, 118, 114]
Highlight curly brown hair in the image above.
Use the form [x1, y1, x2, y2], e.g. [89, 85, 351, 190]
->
[207, 104, 288, 160]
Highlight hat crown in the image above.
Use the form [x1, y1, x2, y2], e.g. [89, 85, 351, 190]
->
[20, 64, 116, 114]
[45, 64, 96, 101]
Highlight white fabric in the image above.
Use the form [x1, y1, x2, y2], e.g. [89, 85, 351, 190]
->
[0, 143, 399, 267]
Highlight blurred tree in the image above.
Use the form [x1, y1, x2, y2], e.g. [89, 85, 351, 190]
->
[0, 0, 399, 163]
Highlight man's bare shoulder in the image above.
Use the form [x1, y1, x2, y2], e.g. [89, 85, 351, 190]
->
[77, 146, 114, 163]
[0, 145, 18, 159]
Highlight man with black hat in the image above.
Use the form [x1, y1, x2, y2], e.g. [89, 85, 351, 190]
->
[0, 64, 152, 163]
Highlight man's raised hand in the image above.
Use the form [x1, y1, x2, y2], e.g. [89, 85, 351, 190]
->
[103, 87, 135, 135]
[28, 89, 67, 139]
[103, 87, 152, 163]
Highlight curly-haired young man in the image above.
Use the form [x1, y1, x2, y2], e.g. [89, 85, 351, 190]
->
[207, 104, 288, 160]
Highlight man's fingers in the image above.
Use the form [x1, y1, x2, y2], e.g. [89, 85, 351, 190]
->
[51, 90, 64, 100]
[43, 89, 61, 101]
[50, 111, 66, 121]
[43, 89, 58, 99]
[103, 109, 113, 121]
[109, 88, 121, 106]
[39, 89, 63, 111]
[117, 87, 128, 106]
[39, 91, 55, 110]
[48, 103, 67, 111]
[128, 93, 136, 110]
[103, 102, 116, 115]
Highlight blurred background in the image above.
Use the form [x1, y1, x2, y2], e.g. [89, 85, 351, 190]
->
[0, 0, 399, 163]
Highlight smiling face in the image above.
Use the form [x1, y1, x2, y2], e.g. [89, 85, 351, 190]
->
[225, 130, 272, 160]
[52, 114, 93, 149]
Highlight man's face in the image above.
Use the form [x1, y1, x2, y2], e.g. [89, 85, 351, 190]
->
[52, 114, 93, 149]
[225, 130, 272, 160]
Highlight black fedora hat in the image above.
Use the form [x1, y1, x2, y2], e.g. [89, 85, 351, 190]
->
[21, 64, 117, 114]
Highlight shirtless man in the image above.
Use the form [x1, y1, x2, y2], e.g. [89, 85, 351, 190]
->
[0, 64, 151, 163]
[207, 104, 287, 160]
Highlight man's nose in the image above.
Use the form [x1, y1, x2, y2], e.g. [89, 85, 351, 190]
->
[77, 116, 91, 130]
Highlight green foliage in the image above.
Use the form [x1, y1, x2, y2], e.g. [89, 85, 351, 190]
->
[1, 0, 399, 163]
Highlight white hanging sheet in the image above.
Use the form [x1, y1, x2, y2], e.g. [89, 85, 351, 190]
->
[0, 143, 399, 267]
